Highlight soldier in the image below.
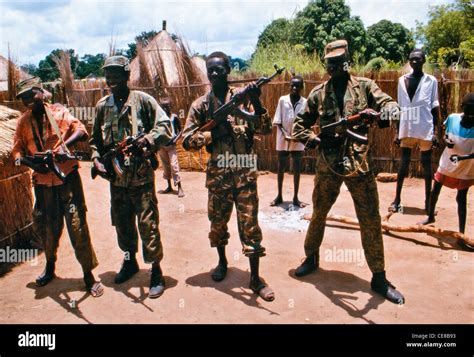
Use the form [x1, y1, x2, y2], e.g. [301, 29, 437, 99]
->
[182, 51, 275, 301]
[89, 56, 173, 299]
[12, 77, 103, 297]
[292, 40, 405, 304]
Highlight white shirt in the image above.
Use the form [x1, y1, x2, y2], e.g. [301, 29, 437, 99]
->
[397, 73, 439, 141]
[438, 114, 474, 180]
[273, 94, 306, 151]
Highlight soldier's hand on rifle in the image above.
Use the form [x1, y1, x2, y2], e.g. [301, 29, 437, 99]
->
[93, 158, 108, 176]
[245, 82, 265, 115]
[246, 82, 261, 100]
[53, 145, 68, 162]
[135, 136, 150, 150]
[359, 108, 380, 124]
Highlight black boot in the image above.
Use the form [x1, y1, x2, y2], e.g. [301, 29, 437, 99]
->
[114, 254, 139, 284]
[36, 261, 56, 287]
[211, 246, 228, 282]
[294, 253, 318, 277]
[149, 263, 165, 299]
[371, 271, 405, 304]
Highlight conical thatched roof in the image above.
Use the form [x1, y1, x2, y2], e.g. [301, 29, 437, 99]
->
[129, 30, 208, 88]
[0, 106, 21, 162]
[0, 55, 29, 92]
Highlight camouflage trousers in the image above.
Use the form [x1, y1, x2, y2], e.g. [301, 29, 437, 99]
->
[33, 170, 98, 272]
[110, 182, 163, 264]
[208, 182, 265, 258]
[305, 172, 385, 273]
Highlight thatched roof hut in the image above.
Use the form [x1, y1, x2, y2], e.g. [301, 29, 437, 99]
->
[0, 54, 29, 92]
[128, 25, 210, 171]
[0, 106, 34, 251]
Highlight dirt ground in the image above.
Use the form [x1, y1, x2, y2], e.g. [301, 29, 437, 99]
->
[0, 165, 473, 324]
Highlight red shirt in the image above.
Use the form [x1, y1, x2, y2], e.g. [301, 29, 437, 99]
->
[12, 103, 88, 187]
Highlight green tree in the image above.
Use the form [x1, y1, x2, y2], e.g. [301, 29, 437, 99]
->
[292, 0, 366, 59]
[254, 0, 367, 61]
[416, 0, 473, 67]
[256, 18, 293, 48]
[75, 53, 107, 78]
[35, 49, 78, 82]
[366, 20, 414, 63]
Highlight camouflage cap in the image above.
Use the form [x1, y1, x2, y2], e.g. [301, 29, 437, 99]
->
[102, 55, 130, 72]
[324, 40, 349, 60]
[16, 77, 43, 99]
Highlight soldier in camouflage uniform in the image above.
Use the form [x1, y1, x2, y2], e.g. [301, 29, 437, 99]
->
[182, 51, 275, 301]
[292, 40, 405, 304]
[90, 56, 173, 299]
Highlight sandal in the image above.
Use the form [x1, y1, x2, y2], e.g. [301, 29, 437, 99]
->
[388, 201, 402, 213]
[88, 282, 104, 298]
[250, 281, 275, 302]
[270, 197, 283, 207]
[293, 199, 307, 208]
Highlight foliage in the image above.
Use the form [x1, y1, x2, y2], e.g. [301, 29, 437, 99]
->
[256, 0, 367, 60]
[366, 20, 414, 63]
[249, 42, 324, 75]
[35, 49, 78, 82]
[416, 0, 473, 67]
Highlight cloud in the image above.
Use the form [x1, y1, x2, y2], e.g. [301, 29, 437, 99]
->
[0, 0, 454, 65]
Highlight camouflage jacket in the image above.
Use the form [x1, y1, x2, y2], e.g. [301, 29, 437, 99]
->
[293, 75, 399, 176]
[90, 90, 173, 187]
[182, 87, 272, 191]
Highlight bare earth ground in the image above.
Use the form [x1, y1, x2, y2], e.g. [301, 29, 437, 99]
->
[0, 165, 473, 324]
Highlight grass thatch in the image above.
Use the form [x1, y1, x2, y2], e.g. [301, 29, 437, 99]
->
[0, 105, 34, 252]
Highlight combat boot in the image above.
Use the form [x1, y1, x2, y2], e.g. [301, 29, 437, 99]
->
[371, 271, 405, 305]
[148, 264, 165, 299]
[294, 253, 318, 277]
[36, 261, 56, 287]
[114, 254, 139, 284]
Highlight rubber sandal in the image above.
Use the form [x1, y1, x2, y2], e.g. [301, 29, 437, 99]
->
[88, 282, 104, 298]
[270, 198, 283, 207]
[388, 202, 402, 213]
[250, 281, 275, 302]
[293, 200, 307, 208]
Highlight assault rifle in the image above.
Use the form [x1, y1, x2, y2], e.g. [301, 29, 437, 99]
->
[91, 132, 158, 180]
[198, 64, 285, 132]
[24, 150, 85, 181]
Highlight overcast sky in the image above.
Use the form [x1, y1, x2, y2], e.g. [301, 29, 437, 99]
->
[0, 0, 454, 66]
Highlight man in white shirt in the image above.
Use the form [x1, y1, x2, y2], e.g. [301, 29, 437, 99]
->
[271, 76, 307, 208]
[390, 49, 440, 213]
